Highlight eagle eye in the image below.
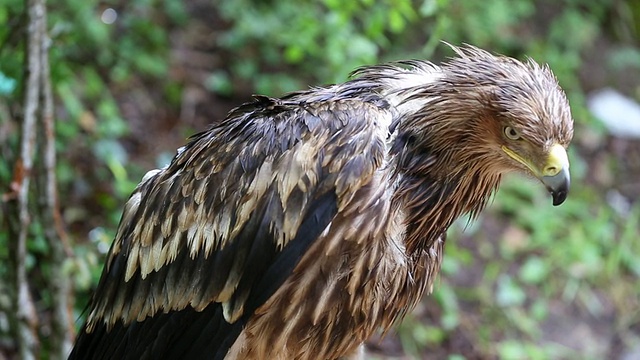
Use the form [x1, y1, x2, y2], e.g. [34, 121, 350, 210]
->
[504, 126, 521, 140]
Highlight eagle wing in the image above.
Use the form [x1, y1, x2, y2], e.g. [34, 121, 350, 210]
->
[70, 94, 391, 359]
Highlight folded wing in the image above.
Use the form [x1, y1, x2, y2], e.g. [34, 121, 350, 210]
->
[70, 94, 391, 360]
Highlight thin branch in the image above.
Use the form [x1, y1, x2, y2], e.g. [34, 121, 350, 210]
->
[37, 2, 74, 357]
[7, 0, 45, 358]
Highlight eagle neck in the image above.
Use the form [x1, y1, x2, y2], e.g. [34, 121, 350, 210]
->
[389, 130, 501, 256]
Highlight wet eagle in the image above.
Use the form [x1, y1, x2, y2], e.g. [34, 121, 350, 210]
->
[70, 45, 573, 359]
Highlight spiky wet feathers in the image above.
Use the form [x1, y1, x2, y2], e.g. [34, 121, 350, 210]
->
[70, 45, 573, 360]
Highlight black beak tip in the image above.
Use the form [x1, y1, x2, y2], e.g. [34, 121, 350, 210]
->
[551, 189, 568, 206]
[542, 169, 570, 206]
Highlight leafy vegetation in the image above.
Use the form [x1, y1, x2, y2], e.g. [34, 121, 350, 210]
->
[1, 0, 639, 358]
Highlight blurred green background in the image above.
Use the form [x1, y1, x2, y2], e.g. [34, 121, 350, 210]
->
[1, 0, 639, 359]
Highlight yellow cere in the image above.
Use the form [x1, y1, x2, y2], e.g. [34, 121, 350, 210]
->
[543, 143, 569, 177]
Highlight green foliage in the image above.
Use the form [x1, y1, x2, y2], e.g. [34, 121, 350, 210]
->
[45, 0, 185, 272]
[0, 0, 186, 340]
[215, 0, 419, 94]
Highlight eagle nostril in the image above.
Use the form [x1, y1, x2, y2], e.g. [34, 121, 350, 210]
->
[545, 165, 558, 176]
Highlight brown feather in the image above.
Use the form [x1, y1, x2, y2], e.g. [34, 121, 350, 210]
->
[71, 44, 573, 360]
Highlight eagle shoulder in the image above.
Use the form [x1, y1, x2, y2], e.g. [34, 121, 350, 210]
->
[72, 94, 393, 360]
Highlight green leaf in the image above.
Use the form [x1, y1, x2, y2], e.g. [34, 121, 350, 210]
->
[420, 0, 438, 16]
[519, 256, 549, 284]
[496, 275, 526, 307]
[412, 324, 445, 345]
[388, 9, 406, 33]
[448, 355, 466, 360]
[206, 71, 234, 96]
[284, 45, 305, 63]
[498, 340, 528, 360]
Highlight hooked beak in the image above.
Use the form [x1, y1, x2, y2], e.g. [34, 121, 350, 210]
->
[502, 143, 570, 206]
[540, 144, 570, 206]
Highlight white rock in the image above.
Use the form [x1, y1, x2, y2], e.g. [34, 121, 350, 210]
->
[588, 88, 640, 138]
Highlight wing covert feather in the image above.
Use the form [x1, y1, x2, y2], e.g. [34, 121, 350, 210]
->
[71, 96, 391, 359]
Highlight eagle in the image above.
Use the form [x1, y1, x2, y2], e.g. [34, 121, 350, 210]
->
[69, 45, 573, 359]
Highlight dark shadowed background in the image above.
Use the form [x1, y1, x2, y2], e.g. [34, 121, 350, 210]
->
[1, 0, 639, 359]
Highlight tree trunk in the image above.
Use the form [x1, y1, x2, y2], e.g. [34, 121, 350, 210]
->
[5, 0, 74, 358]
[6, 0, 45, 358]
[37, 2, 75, 356]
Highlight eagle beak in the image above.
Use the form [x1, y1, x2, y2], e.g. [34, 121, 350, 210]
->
[540, 144, 570, 206]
